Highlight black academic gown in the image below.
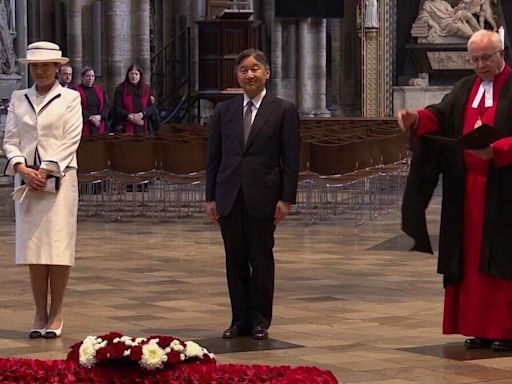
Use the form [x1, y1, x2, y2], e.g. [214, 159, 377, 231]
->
[402, 74, 512, 286]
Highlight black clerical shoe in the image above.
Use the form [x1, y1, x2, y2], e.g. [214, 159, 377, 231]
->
[222, 324, 249, 339]
[491, 340, 512, 351]
[251, 325, 268, 340]
[464, 337, 493, 349]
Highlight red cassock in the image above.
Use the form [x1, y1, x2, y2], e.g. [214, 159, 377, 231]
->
[417, 66, 512, 340]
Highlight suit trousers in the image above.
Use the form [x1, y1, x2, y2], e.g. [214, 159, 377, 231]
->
[219, 188, 276, 329]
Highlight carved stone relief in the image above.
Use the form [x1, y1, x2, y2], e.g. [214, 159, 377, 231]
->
[426, 51, 473, 70]
[411, 0, 497, 44]
[0, 0, 16, 75]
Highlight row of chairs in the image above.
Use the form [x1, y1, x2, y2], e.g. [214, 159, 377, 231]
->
[296, 118, 409, 225]
[77, 135, 206, 221]
[77, 119, 409, 225]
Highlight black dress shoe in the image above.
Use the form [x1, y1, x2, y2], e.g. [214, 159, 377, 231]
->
[251, 325, 268, 340]
[222, 324, 249, 339]
[491, 340, 512, 351]
[464, 337, 493, 349]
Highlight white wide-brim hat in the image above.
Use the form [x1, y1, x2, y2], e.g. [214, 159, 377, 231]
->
[18, 41, 69, 64]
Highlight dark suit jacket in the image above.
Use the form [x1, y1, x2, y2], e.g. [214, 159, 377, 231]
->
[206, 93, 300, 218]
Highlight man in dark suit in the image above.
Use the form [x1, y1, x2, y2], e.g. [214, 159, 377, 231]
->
[57, 64, 76, 89]
[206, 49, 300, 340]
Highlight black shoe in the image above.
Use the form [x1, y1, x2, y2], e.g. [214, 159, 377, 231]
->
[251, 325, 268, 340]
[491, 340, 512, 351]
[464, 338, 493, 349]
[222, 324, 249, 339]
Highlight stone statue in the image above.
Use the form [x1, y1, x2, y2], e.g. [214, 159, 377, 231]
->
[415, 0, 481, 43]
[455, 0, 497, 31]
[364, 0, 379, 28]
[0, 0, 16, 75]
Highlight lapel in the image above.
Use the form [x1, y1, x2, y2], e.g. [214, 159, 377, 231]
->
[25, 81, 63, 116]
[244, 94, 272, 151]
[232, 96, 245, 150]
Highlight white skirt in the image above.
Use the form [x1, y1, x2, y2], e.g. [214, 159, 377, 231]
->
[14, 168, 78, 266]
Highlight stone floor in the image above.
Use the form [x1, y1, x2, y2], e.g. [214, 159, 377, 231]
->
[1, 196, 512, 384]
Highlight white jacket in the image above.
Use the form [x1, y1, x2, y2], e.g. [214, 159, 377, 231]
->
[3, 80, 82, 176]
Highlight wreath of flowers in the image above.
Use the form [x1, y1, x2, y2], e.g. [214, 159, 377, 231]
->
[67, 332, 215, 371]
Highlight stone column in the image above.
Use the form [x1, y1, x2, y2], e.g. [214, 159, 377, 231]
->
[282, 20, 297, 103]
[314, 18, 330, 117]
[379, 0, 396, 117]
[362, 28, 379, 117]
[27, 0, 40, 44]
[39, 0, 55, 40]
[66, 0, 84, 78]
[15, 0, 28, 86]
[179, 0, 204, 94]
[297, 19, 315, 116]
[105, 0, 130, 93]
[361, 0, 381, 117]
[270, 19, 283, 98]
[329, 19, 342, 116]
[297, 18, 329, 117]
[329, 0, 360, 117]
[153, 0, 163, 52]
[131, 0, 150, 77]
[162, 0, 178, 45]
[362, 0, 394, 117]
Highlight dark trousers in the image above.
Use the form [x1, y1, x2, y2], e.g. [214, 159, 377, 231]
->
[219, 189, 276, 329]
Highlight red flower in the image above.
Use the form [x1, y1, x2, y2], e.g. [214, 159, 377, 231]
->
[0, 358, 338, 383]
[130, 345, 143, 361]
[151, 335, 175, 348]
[98, 331, 124, 342]
[109, 341, 127, 359]
[166, 350, 182, 365]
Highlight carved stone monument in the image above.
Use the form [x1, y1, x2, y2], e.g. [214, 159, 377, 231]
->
[407, 0, 504, 83]
[0, 99, 14, 221]
[0, 0, 20, 100]
[0, 1, 16, 219]
[393, 0, 506, 115]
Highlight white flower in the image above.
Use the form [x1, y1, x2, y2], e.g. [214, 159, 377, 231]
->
[75, 333, 213, 371]
[183, 341, 204, 358]
[170, 340, 184, 352]
[140, 340, 166, 370]
[79, 342, 97, 368]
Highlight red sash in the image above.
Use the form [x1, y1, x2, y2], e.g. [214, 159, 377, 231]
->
[122, 84, 150, 135]
[75, 84, 106, 136]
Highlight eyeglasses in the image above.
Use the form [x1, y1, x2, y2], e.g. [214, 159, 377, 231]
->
[469, 49, 501, 65]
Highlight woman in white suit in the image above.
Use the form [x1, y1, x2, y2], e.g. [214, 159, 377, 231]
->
[3, 41, 82, 339]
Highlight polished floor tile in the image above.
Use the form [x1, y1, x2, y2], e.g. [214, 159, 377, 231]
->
[1, 193, 512, 383]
